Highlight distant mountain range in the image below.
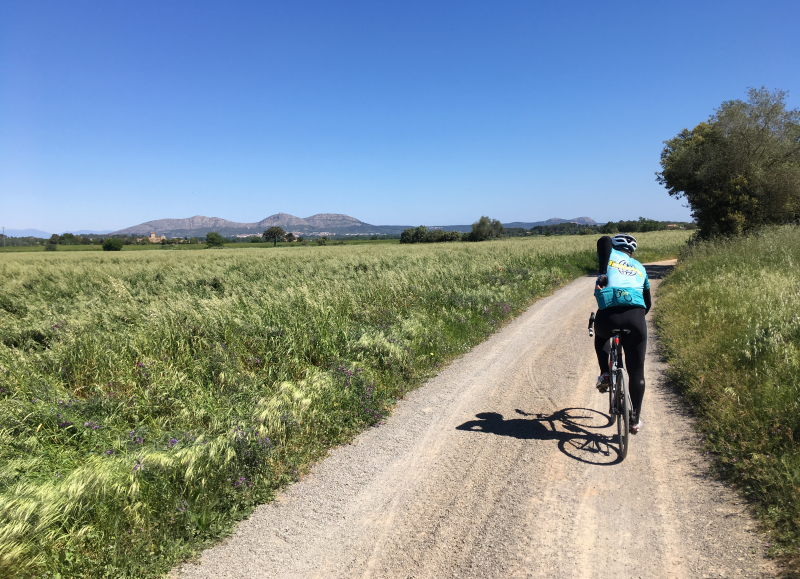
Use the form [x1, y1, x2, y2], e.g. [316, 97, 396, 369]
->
[109, 213, 599, 237]
[3, 228, 54, 238]
[109, 213, 410, 237]
[2, 228, 114, 238]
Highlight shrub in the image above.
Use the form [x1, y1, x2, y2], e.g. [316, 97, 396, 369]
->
[401, 226, 462, 244]
[205, 232, 225, 249]
[102, 238, 123, 251]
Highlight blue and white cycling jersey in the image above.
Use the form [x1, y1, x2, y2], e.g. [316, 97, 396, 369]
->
[594, 248, 650, 310]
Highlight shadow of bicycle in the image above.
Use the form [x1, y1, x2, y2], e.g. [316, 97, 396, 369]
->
[456, 408, 624, 465]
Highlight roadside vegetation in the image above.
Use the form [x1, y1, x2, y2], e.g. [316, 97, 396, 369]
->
[0, 232, 688, 577]
[655, 226, 800, 558]
[654, 87, 799, 563]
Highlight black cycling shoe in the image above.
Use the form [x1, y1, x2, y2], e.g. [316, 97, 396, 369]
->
[595, 373, 610, 393]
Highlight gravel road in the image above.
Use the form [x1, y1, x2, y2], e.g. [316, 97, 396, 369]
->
[177, 263, 778, 579]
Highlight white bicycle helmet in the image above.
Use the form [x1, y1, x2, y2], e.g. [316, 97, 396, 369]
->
[611, 233, 637, 254]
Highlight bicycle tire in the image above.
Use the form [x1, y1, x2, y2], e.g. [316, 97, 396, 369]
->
[607, 377, 616, 427]
[617, 369, 630, 460]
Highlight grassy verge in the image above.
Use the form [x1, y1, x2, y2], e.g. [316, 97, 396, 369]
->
[655, 226, 800, 562]
[0, 232, 689, 577]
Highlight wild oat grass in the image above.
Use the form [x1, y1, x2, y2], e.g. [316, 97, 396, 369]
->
[0, 232, 688, 577]
[656, 226, 800, 559]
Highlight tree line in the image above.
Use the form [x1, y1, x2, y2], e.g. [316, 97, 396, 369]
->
[398, 216, 690, 243]
[400, 216, 504, 244]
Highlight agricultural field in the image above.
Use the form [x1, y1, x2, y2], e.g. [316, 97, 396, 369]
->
[656, 225, 800, 559]
[0, 231, 689, 577]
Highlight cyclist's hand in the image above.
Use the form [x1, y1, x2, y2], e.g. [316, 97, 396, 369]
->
[595, 274, 608, 290]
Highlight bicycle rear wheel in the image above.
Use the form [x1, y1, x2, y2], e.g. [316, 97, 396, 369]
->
[616, 369, 630, 460]
[607, 379, 616, 426]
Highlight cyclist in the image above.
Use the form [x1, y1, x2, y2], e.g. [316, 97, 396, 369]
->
[593, 233, 650, 435]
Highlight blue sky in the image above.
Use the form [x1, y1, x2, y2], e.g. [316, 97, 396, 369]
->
[1, 0, 798, 232]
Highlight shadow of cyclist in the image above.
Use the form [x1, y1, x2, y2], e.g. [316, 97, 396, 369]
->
[456, 408, 624, 465]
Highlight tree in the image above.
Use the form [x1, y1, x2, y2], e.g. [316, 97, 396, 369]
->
[263, 226, 286, 247]
[205, 231, 225, 249]
[467, 216, 503, 241]
[657, 87, 800, 238]
[102, 238, 123, 251]
[426, 229, 443, 243]
[48, 234, 60, 245]
[402, 226, 462, 243]
[492, 219, 503, 238]
[412, 225, 428, 243]
[315, 236, 328, 246]
[598, 222, 618, 234]
[59, 233, 76, 245]
[285, 232, 295, 242]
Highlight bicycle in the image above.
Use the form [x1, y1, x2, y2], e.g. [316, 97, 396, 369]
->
[588, 312, 633, 460]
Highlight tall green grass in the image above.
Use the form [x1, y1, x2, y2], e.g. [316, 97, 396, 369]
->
[656, 226, 800, 559]
[0, 232, 689, 577]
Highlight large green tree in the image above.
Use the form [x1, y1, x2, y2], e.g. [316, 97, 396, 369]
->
[263, 226, 286, 247]
[467, 216, 503, 241]
[657, 87, 800, 238]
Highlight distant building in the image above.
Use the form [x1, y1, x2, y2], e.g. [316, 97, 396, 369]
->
[149, 232, 166, 242]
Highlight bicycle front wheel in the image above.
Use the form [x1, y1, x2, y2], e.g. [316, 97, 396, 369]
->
[616, 369, 630, 460]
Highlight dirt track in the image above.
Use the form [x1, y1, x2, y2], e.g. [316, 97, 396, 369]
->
[178, 263, 778, 579]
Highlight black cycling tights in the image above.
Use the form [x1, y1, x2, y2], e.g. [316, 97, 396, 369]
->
[594, 306, 647, 421]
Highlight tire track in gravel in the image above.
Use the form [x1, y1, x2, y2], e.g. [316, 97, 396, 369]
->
[177, 262, 778, 579]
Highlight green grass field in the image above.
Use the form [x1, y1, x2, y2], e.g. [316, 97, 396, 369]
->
[0, 232, 689, 577]
[656, 226, 800, 560]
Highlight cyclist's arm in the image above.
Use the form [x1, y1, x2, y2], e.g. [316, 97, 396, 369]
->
[597, 236, 612, 274]
[644, 288, 652, 315]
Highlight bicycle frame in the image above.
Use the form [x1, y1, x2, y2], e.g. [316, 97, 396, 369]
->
[588, 312, 632, 459]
